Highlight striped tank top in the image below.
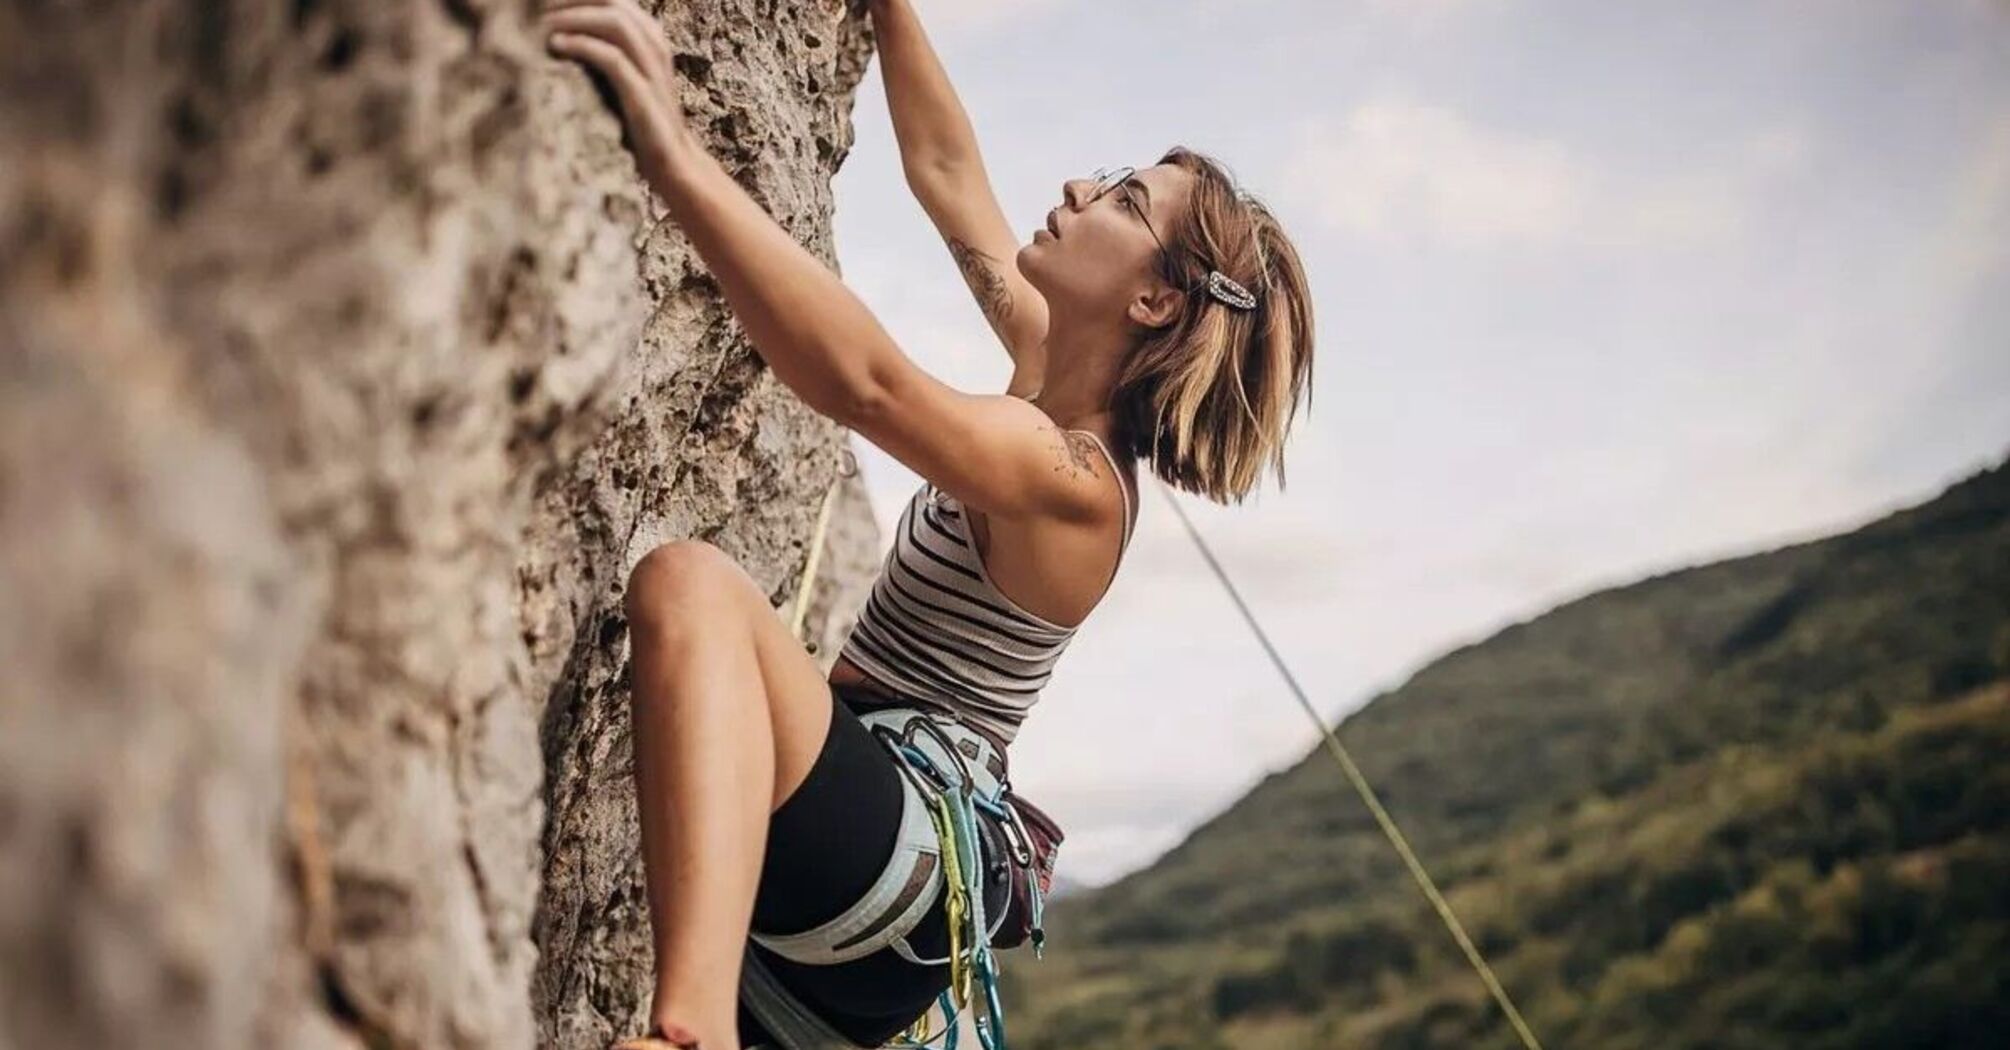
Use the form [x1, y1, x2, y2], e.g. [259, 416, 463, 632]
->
[836, 430, 1135, 745]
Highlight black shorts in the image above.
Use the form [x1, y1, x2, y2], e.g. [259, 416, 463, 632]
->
[740, 682, 1013, 1047]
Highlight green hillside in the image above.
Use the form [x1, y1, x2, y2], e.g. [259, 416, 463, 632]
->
[1007, 459, 2010, 1050]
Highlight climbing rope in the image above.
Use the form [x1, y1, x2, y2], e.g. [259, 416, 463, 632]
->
[1152, 476, 1546, 1050]
[789, 442, 858, 643]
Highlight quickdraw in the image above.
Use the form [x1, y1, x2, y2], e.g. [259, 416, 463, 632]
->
[873, 717, 1043, 1050]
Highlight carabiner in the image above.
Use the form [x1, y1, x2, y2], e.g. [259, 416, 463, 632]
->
[874, 724, 953, 795]
[997, 802, 1035, 868]
[905, 714, 978, 794]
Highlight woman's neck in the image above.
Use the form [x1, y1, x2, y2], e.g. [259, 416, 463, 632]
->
[1031, 323, 1126, 436]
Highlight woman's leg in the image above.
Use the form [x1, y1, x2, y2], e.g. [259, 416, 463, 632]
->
[616, 538, 840, 1050]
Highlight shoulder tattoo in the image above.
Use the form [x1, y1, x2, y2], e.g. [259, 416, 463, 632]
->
[946, 235, 1014, 327]
[1057, 430, 1103, 480]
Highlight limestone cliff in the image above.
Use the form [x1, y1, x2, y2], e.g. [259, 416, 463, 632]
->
[0, 2, 882, 1047]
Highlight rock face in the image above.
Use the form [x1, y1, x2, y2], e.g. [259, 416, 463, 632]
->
[0, 2, 882, 1048]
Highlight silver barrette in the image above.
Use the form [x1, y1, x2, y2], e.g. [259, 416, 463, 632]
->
[1205, 270, 1258, 311]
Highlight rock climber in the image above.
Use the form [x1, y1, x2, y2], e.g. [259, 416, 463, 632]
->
[537, 0, 1316, 1046]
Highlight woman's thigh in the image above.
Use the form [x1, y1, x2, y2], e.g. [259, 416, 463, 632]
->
[751, 686, 909, 933]
[628, 537, 835, 808]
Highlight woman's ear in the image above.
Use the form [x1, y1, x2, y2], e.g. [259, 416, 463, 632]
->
[1128, 284, 1185, 331]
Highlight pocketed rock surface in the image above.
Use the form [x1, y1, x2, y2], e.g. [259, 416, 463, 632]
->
[0, 2, 883, 1047]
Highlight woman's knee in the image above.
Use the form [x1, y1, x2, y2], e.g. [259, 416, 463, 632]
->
[625, 539, 750, 640]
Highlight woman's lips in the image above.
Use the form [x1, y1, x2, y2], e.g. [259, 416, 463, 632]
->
[1046, 209, 1060, 237]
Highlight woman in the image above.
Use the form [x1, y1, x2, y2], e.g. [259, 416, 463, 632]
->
[538, 1, 1315, 1047]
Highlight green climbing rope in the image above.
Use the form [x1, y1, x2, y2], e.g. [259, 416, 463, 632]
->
[1154, 476, 1545, 1050]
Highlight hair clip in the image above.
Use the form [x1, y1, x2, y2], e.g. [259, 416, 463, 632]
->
[1205, 270, 1258, 311]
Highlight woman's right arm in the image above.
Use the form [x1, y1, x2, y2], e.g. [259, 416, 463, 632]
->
[869, 0, 1049, 392]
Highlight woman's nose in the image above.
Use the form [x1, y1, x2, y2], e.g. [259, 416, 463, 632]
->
[1062, 178, 1087, 209]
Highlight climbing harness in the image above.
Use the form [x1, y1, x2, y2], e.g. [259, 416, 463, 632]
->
[1152, 477, 1547, 1050]
[740, 701, 1043, 1050]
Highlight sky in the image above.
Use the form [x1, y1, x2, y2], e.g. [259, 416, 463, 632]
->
[826, 0, 2010, 887]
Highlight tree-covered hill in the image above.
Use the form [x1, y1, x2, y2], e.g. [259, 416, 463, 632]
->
[1008, 458, 2010, 1050]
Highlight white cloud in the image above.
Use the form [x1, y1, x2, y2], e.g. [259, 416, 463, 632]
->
[1285, 100, 1587, 245]
[1617, 128, 1808, 245]
[1283, 98, 1807, 251]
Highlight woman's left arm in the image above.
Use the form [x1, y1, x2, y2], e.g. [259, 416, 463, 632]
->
[542, 0, 891, 423]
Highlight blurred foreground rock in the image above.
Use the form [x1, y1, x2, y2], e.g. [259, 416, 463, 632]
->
[0, 2, 881, 1047]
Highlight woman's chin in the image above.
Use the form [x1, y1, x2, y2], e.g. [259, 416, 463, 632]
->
[1014, 249, 1051, 290]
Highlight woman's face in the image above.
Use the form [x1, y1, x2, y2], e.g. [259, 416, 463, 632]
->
[1018, 163, 1191, 331]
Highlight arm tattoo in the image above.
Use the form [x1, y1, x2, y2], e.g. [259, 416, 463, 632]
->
[946, 235, 1014, 328]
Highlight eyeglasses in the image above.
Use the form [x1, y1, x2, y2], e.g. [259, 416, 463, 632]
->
[1087, 165, 1170, 276]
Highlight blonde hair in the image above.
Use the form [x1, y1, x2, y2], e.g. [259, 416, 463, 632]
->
[1109, 146, 1316, 505]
